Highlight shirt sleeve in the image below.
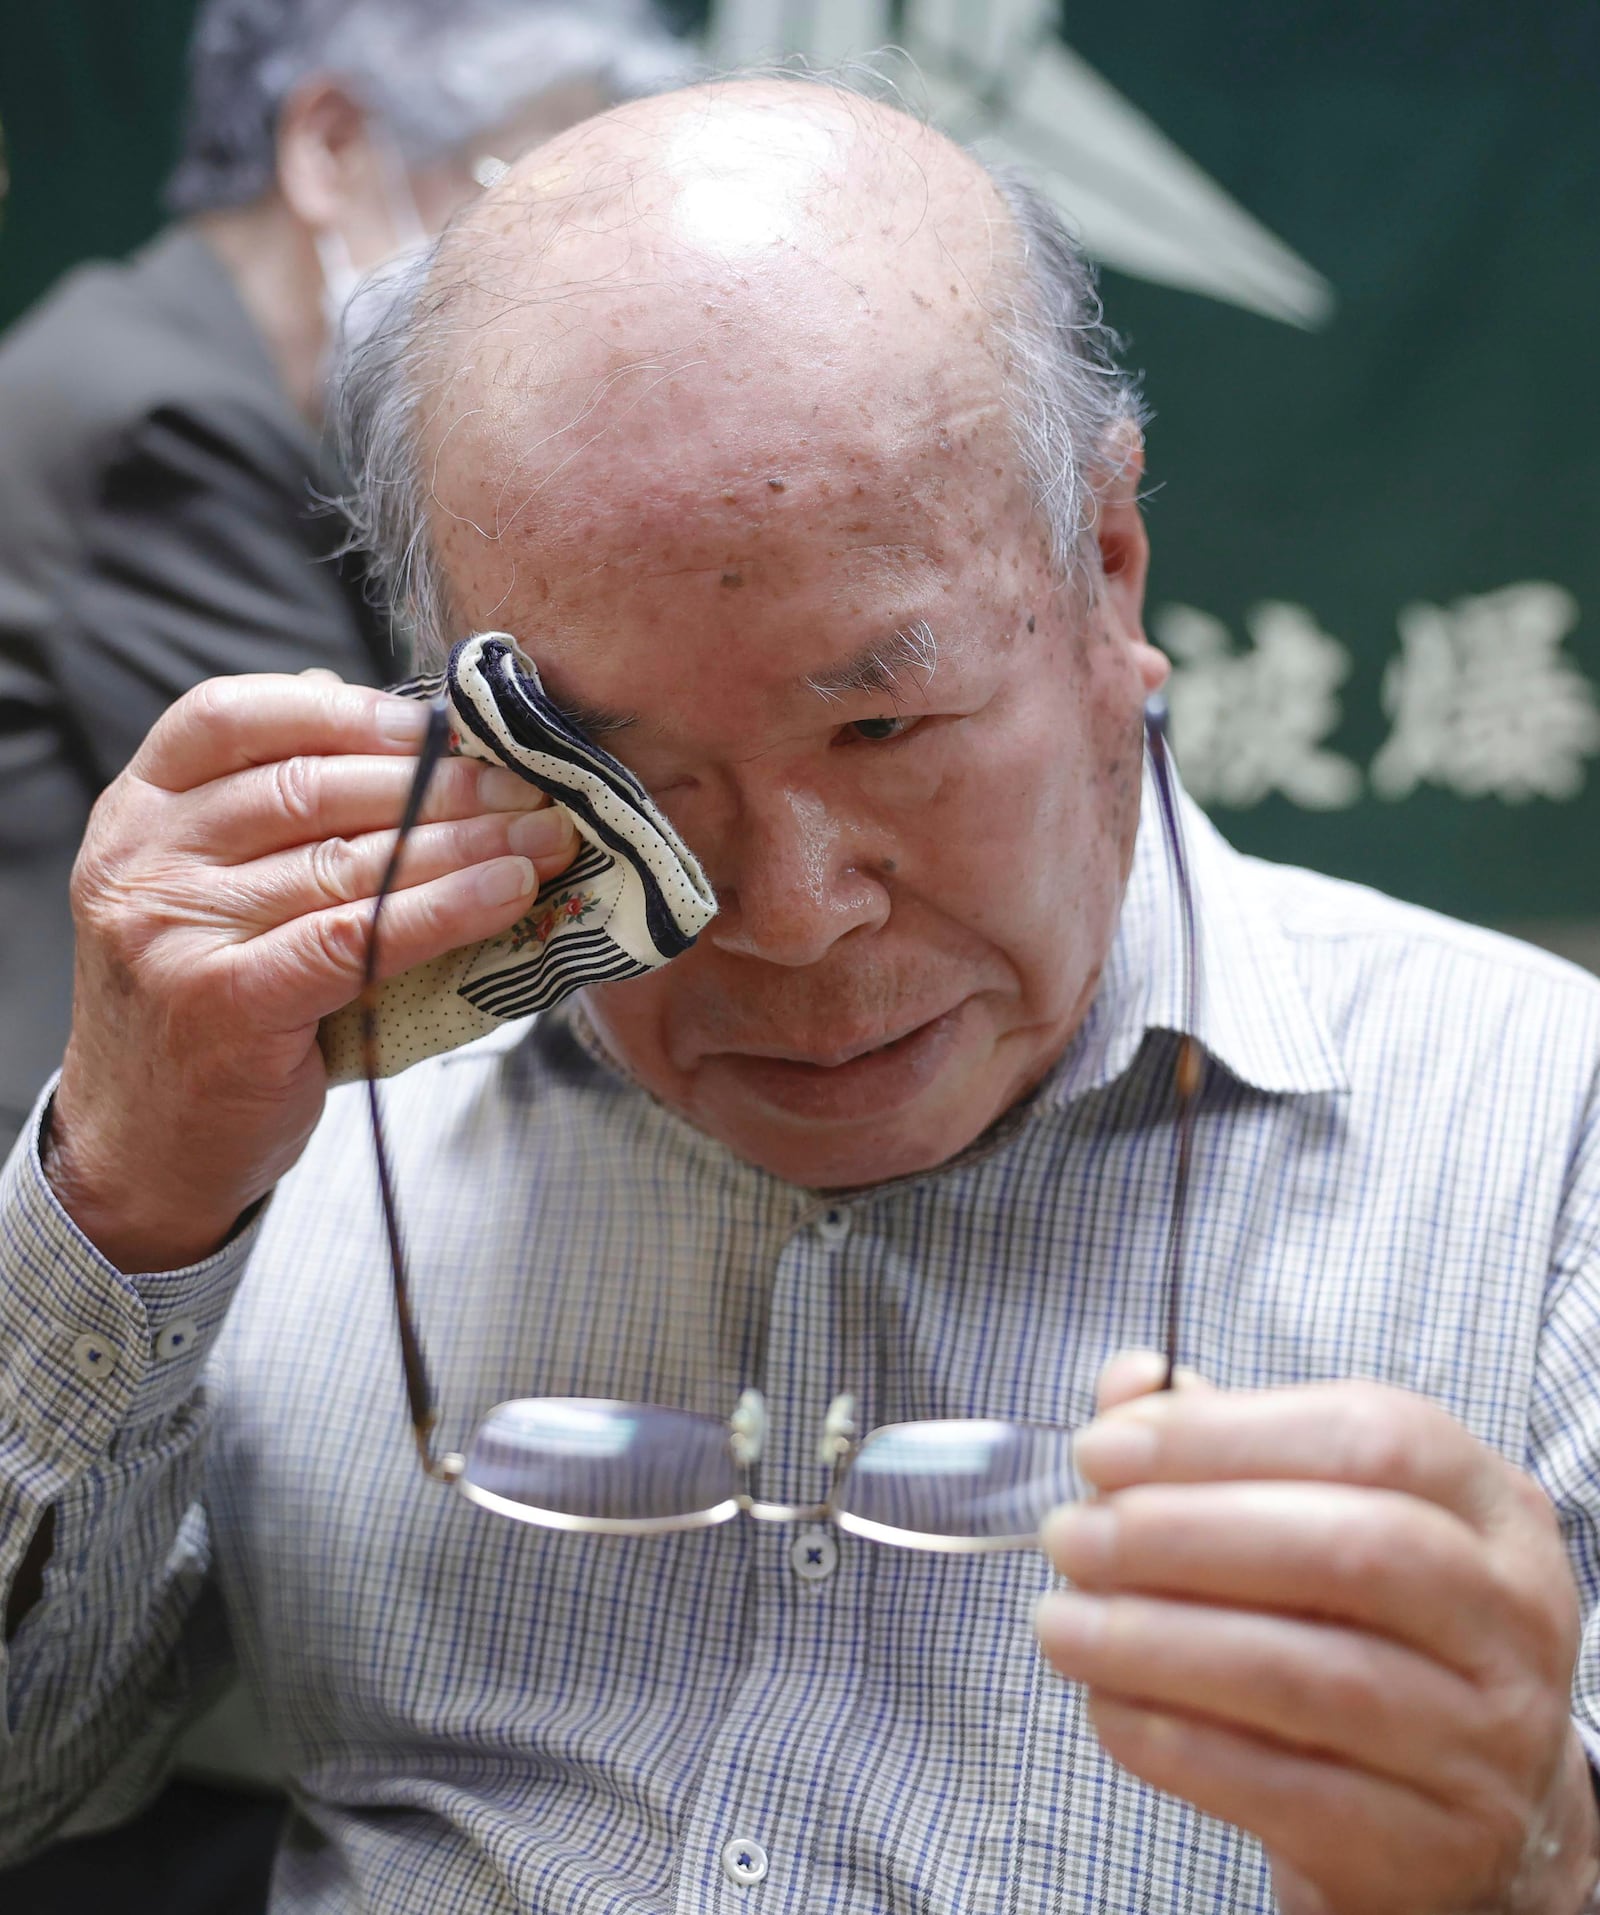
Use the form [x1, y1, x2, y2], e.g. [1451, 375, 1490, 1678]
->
[1525, 1064, 1600, 1771]
[0, 1081, 267, 1860]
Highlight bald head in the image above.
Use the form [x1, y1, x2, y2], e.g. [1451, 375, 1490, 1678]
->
[433, 79, 1004, 371]
[336, 74, 1141, 657]
[414, 86, 1005, 606]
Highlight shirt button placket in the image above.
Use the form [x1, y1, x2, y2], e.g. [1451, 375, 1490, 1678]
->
[677, 1207, 851, 1912]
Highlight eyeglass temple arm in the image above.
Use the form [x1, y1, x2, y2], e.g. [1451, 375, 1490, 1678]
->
[1143, 696, 1203, 1395]
[362, 694, 456, 1478]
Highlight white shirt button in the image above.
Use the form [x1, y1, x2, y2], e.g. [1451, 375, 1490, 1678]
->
[721, 1837, 769, 1886]
[153, 1318, 199, 1362]
[816, 1207, 850, 1247]
[790, 1526, 838, 1582]
[70, 1332, 120, 1382]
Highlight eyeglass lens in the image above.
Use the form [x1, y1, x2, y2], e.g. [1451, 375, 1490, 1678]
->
[465, 1400, 741, 1527]
[461, 1399, 1082, 1548]
[833, 1420, 1081, 1544]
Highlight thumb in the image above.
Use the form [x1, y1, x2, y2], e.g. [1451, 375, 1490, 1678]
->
[1094, 1348, 1215, 1416]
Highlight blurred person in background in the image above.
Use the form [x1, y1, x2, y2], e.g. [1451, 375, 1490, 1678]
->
[0, 0, 687, 1156]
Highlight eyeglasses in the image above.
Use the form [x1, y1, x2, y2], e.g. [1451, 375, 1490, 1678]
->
[361, 690, 1201, 1551]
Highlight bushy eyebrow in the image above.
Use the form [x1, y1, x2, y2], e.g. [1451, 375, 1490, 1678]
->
[802, 620, 939, 703]
[545, 618, 939, 739]
[549, 694, 638, 738]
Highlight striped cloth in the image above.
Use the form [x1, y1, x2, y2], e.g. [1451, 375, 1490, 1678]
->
[4, 776, 1600, 1913]
[320, 633, 716, 1082]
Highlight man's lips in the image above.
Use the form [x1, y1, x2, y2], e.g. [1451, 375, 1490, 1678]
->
[706, 1011, 955, 1071]
[696, 1005, 971, 1124]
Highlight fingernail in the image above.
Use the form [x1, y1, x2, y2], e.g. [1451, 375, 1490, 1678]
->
[507, 808, 577, 858]
[377, 699, 431, 746]
[478, 765, 544, 809]
[1040, 1503, 1117, 1578]
[475, 856, 538, 906]
[1073, 1415, 1159, 1485]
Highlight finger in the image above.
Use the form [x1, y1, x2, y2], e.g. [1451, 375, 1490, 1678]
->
[1071, 1380, 1513, 1532]
[222, 808, 581, 933]
[130, 675, 435, 792]
[298, 667, 344, 685]
[1095, 1349, 1213, 1414]
[1035, 1588, 1496, 1795]
[1085, 1695, 1512, 1911]
[1268, 1858, 1333, 1915]
[174, 754, 553, 863]
[1041, 1480, 1517, 1676]
[244, 855, 545, 1028]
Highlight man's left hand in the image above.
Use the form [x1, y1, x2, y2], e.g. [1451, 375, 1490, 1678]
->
[1036, 1354, 1600, 1913]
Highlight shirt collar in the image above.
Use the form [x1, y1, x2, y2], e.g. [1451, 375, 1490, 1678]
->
[1046, 757, 1350, 1107]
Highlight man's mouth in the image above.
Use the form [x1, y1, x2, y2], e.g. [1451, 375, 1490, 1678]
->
[722, 1014, 950, 1071]
[702, 1006, 970, 1124]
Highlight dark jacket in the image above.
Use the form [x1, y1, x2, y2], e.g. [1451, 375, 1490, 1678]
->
[0, 225, 392, 1145]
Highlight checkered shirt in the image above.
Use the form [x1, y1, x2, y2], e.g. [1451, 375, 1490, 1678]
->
[4, 785, 1600, 1913]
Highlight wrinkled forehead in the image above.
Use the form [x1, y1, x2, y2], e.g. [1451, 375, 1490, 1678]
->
[409, 87, 1031, 693]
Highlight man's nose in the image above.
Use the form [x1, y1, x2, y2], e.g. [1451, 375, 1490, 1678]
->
[706, 786, 888, 966]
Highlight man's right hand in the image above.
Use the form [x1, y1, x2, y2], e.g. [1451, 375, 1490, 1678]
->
[46, 672, 579, 1274]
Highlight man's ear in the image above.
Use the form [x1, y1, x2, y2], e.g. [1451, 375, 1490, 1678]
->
[277, 77, 372, 230]
[1093, 424, 1167, 697]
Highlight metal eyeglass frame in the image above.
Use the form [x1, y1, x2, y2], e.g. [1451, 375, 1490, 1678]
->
[359, 692, 1201, 1552]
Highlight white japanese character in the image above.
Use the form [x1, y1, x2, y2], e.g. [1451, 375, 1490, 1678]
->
[1155, 600, 1363, 810]
[1370, 582, 1600, 803]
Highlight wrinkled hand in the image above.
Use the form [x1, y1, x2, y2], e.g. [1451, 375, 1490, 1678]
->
[1035, 1352, 1599, 1914]
[49, 671, 578, 1273]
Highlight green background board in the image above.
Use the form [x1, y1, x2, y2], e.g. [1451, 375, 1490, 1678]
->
[0, 0, 197, 318]
[1, 0, 1595, 927]
[1063, 0, 1600, 929]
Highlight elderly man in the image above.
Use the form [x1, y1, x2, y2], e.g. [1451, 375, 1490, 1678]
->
[4, 76, 1600, 1915]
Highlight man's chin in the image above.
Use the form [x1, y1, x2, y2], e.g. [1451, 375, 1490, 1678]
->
[762, 1129, 976, 1190]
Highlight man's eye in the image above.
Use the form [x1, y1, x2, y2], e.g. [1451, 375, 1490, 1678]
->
[846, 715, 915, 742]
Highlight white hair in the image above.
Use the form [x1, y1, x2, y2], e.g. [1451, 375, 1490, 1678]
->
[986, 164, 1148, 576]
[166, 0, 690, 215]
[332, 76, 1147, 665]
